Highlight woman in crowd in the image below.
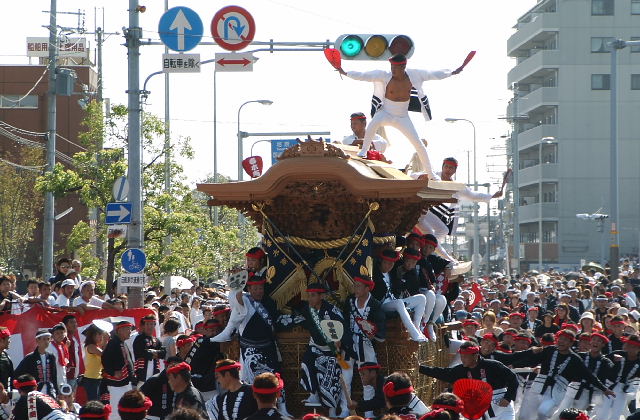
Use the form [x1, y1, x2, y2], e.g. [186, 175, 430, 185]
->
[83, 324, 109, 401]
[476, 311, 503, 337]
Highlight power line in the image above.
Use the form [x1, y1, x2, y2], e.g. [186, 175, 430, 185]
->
[0, 67, 48, 106]
[0, 157, 44, 172]
[0, 126, 74, 166]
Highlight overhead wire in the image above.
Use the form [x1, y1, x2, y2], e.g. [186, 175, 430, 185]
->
[0, 157, 44, 172]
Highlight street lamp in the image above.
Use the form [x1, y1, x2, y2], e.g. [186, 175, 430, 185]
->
[237, 100, 273, 181]
[445, 117, 479, 279]
[538, 136, 555, 272]
[608, 39, 640, 280]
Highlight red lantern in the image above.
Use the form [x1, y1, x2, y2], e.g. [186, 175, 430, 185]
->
[242, 156, 263, 178]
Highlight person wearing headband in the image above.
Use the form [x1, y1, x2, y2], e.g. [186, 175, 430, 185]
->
[0, 327, 12, 392]
[341, 112, 388, 152]
[13, 330, 58, 398]
[207, 360, 257, 420]
[78, 401, 111, 420]
[593, 334, 640, 420]
[102, 321, 136, 420]
[117, 390, 153, 420]
[11, 374, 69, 420]
[553, 332, 613, 418]
[415, 156, 503, 263]
[429, 392, 464, 420]
[133, 315, 165, 383]
[382, 372, 428, 418]
[506, 329, 614, 420]
[355, 363, 385, 418]
[420, 341, 518, 420]
[243, 372, 287, 420]
[297, 282, 350, 414]
[182, 319, 225, 398]
[167, 362, 206, 417]
[139, 356, 181, 420]
[417, 234, 456, 342]
[46, 323, 69, 392]
[341, 275, 386, 416]
[337, 52, 472, 179]
[213, 247, 268, 343]
[607, 315, 627, 353]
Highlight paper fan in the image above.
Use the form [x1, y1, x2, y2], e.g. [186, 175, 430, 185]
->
[452, 378, 493, 420]
[324, 48, 342, 70]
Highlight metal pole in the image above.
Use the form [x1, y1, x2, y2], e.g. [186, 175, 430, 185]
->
[213, 70, 218, 225]
[610, 42, 620, 280]
[467, 150, 472, 263]
[237, 103, 244, 182]
[94, 26, 105, 278]
[486, 184, 491, 275]
[43, 0, 58, 280]
[163, 0, 171, 294]
[539, 140, 543, 272]
[512, 94, 521, 276]
[126, 0, 143, 308]
[470, 121, 480, 279]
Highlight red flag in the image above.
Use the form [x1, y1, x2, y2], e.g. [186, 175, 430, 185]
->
[323, 48, 341, 70]
[0, 305, 154, 365]
[468, 282, 484, 311]
[242, 156, 263, 178]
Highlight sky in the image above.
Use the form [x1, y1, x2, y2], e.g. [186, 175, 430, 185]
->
[1, 0, 536, 197]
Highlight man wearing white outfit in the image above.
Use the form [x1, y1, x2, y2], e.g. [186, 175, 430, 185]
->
[338, 54, 470, 179]
[416, 157, 503, 262]
[342, 112, 388, 152]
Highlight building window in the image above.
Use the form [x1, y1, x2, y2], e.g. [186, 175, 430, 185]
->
[633, 0, 640, 14]
[591, 74, 611, 90]
[592, 0, 614, 15]
[0, 95, 38, 109]
[632, 74, 640, 90]
[631, 37, 640, 53]
[591, 37, 614, 52]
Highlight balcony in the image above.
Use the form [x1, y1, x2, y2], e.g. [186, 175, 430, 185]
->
[517, 124, 558, 150]
[518, 202, 559, 223]
[517, 87, 558, 115]
[508, 13, 560, 56]
[508, 50, 560, 86]
[518, 163, 558, 187]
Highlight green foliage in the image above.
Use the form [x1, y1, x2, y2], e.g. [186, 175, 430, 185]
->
[0, 148, 44, 273]
[37, 101, 258, 284]
[95, 279, 106, 295]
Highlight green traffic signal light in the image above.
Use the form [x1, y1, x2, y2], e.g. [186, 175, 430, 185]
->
[340, 35, 363, 57]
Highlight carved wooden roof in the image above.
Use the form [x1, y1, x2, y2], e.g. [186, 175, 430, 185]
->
[196, 140, 466, 238]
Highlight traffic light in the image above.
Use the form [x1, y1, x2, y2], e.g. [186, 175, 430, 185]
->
[335, 34, 414, 60]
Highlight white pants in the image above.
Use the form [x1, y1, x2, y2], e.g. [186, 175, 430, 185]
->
[490, 388, 516, 420]
[551, 382, 601, 419]
[359, 100, 435, 178]
[382, 295, 426, 340]
[421, 290, 447, 324]
[592, 382, 635, 420]
[519, 375, 567, 420]
[417, 212, 456, 261]
[108, 384, 133, 420]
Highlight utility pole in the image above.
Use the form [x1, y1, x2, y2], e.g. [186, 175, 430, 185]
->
[43, 0, 58, 280]
[163, 0, 172, 294]
[126, 0, 143, 308]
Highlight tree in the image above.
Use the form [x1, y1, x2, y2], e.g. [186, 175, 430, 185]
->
[0, 148, 44, 274]
[36, 101, 258, 290]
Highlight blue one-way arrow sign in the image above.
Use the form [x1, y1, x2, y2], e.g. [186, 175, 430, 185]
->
[106, 202, 132, 225]
[158, 7, 203, 52]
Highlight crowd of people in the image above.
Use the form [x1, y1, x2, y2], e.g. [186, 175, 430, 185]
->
[1, 240, 640, 420]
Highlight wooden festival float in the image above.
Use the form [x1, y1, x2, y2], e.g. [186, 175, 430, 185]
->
[197, 139, 468, 416]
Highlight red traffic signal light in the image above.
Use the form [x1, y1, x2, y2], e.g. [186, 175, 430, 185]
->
[335, 34, 414, 60]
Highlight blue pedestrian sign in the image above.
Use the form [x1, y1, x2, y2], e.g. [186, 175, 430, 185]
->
[121, 248, 146, 274]
[105, 202, 132, 225]
[158, 7, 203, 52]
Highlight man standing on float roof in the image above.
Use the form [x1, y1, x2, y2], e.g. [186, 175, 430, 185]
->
[337, 52, 472, 179]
